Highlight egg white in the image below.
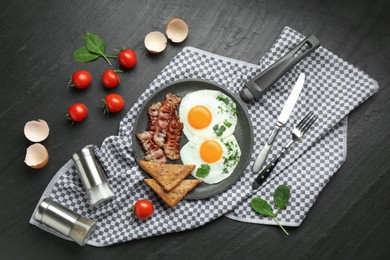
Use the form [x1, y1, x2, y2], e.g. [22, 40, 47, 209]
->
[179, 90, 238, 143]
[180, 135, 241, 184]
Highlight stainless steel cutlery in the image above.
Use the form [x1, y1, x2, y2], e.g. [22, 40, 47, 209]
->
[252, 73, 306, 173]
[252, 111, 318, 190]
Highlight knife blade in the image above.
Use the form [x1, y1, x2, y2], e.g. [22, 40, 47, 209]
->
[252, 73, 305, 175]
[277, 73, 305, 124]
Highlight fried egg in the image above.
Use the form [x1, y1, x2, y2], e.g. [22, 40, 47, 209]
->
[180, 135, 241, 184]
[179, 90, 238, 143]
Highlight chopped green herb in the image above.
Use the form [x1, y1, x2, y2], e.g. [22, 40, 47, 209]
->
[230, 103, 237, 116]
[213, 124, 226, 137]
[221, 140, 240, 174]
[217, 105, 224, 114]
[223, 150, 239, 165]
[216, 95, 230, 105]
[216, 95, 237, 116]
[196, 164, 210, 178]
[223, 141, 234, 152]
[223, 120, 232, 128]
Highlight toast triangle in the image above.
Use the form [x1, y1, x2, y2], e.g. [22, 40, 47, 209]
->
[144, 178, 201, 207]
[139, 160, 195, 191]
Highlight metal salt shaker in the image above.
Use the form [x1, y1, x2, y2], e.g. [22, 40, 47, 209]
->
[72, 147, 115, 206]
[34, 198, 96, 246]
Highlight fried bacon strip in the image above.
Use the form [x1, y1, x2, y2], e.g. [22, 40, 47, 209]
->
[136, 131, 166, 163]
[137, 93, 183, 163]
[164, 111, 183, 160]
[147, 102, 161, 131]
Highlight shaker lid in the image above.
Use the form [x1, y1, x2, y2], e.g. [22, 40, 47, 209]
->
[72, 147, 95, 162]
[34, 198, 51, 222]
[72, 147, 106, 189]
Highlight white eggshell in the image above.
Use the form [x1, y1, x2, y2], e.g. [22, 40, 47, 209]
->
[25, 143, 49, 169]
[166, 18, 189, 43]
[144, 31, 167, 53]
[24, 119, 50, 142]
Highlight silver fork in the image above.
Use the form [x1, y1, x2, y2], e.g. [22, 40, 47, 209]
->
[252, 111, 318, 190]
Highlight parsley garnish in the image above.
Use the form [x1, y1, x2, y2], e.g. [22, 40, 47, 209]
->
[221, 140, 240, 174]
[216, 95, 230, 105]
[213, 124, 226, 137]
[217, 105, 224, 114]
[196, 164, 210, 178]
[223, 120, 232, 128]
[216, 95, 237, 116]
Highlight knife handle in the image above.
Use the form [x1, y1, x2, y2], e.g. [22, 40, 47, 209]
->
[253, 156, 281, 187]
[240, 34, 320, 102]
[252, 143, 272, 173]
[253, 122, 282, 173]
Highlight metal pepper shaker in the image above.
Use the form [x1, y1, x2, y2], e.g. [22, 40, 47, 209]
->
[72, 147, 115, 206]
[34, 198, 96, 246]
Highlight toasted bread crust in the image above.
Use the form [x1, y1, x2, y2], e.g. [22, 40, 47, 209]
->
[139, 160, 195, 191]
[144, 178, 201, 207]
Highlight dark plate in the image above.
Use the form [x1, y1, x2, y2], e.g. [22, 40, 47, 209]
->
[132, 79, 254, 199]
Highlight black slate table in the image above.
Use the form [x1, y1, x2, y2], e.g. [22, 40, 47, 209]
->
[1, 0, 389, 259]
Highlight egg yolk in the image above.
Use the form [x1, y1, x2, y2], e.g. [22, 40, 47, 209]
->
[200, 140, 223, 163]
[188, 105, 212, 129]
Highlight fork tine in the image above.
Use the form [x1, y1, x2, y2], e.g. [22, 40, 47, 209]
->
[296, 111, 314, 130]
[301, 114, 318, 134]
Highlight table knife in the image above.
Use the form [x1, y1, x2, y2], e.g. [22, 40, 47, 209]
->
[252, 73, 305, 174]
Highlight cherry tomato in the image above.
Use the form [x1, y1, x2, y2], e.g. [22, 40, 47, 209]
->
[118, 49, 137, 69]
[69, 70, 92, 89]
[133, 199, 154, 219]
[102, 69, 121, 88]
[66, 103, 88, 123]
[103, 93, 125, 114]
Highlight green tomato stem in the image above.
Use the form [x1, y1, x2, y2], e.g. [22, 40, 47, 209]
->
[272, 217, 289, 236]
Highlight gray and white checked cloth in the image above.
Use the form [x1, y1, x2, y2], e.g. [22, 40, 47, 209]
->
[30, 27, 378, 246]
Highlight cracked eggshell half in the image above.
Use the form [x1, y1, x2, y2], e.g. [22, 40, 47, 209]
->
[144, 31, 167, 54]
[24, 119, 50, 142]
[25, 143, 49, 169]
[166, 18, 189, 43]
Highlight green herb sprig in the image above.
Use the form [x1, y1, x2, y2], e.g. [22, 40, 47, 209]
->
[223, 120, 232, 128]
[213, 124, 226, 137]
[216, 95, 237, 116]
[196, 164, 210, 178]
[251, 184, 291, 235]
[73, 33, 116, 66]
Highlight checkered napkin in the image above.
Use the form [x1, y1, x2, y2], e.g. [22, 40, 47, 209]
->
[30, 27, 378, 246]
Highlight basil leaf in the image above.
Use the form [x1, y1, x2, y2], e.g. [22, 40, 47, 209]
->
[84, 33, 106, 55]
[251, 197, 275, 217]
[274, 184, 291, 211]
[73, 46, 99, 62]
[196, 164, 210, 178]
